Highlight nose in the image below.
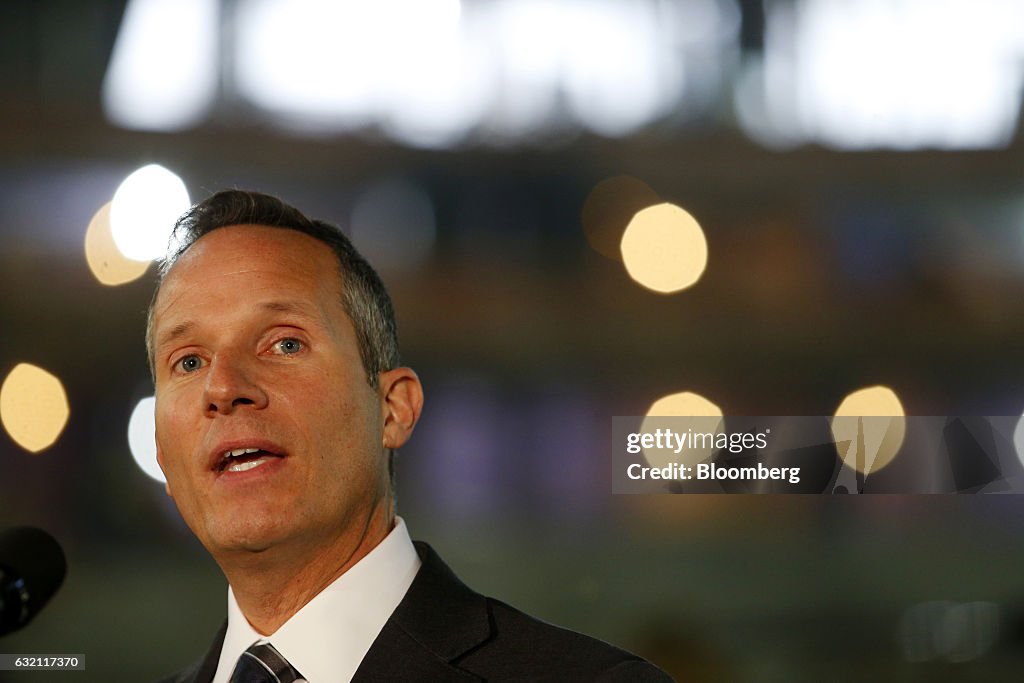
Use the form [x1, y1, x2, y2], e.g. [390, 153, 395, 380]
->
[202, 353, 269, 415]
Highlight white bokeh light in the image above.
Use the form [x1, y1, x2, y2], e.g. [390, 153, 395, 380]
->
[102, 0, 218, 131]
[561, 1, 675, 136]
[128, 396, 165, 484]
[738, 0, 1024, 150]
[234, 0, 704, 143]
[483, 0, 682, 138]
[109, 164, 190, 261]
[379, 3, 495, 148]
[1013, 412, 1024, 468]
[235, 0, 383, 128]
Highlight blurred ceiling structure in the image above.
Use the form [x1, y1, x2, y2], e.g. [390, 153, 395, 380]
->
[1, 0, 1022, 416]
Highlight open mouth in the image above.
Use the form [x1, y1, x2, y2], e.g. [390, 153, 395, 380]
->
[217, 447, 283, 473]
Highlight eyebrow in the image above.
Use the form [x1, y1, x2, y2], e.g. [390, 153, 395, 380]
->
[155, 321, 195, 353]
[258, 300, 315, 316]
[155, 301, 318, 352]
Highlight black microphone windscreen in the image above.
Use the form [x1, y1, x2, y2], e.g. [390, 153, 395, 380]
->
[0, 526, 66, 636]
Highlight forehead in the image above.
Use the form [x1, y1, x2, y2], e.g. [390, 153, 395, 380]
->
[153, 224, 344, 326]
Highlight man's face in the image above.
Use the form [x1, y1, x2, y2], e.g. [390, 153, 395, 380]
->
[152, 225, 391, 559]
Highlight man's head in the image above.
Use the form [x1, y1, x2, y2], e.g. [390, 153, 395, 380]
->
[148, 190, 422, 566]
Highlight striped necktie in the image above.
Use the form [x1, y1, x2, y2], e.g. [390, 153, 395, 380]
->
[228, 642, 306, 683]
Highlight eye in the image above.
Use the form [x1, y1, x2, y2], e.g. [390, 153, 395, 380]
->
[178, 354, 203, 373]
[274, 338, 304, 355]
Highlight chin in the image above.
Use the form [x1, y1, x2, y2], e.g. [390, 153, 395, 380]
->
[205, 517, 290, 556]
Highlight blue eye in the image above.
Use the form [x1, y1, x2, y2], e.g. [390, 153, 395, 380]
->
[276, 338, 303, 355]
[179, 355, 203, 373]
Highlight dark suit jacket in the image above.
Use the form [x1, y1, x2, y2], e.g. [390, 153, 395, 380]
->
[158, 542, 673, 682]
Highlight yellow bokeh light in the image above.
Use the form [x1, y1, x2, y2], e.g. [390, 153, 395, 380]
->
[646, 391, 723, 419]
[641, 391, 724, 468]
[84, 201, 151, 286]
[0, 363, 70, 453]
[581, 175, 660, 260]
[831, 385, 906, 475]
[620, 202, 708, 293]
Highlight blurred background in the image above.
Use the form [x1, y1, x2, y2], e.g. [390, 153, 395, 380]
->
[2, 0, 1024, 680]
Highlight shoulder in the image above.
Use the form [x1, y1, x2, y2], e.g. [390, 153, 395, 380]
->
[399, 542, 674, 682]
[463, 596, 673, 682]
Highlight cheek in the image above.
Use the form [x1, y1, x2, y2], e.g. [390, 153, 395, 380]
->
[154, 397, 195, 476]
[307, 397, 382, 471]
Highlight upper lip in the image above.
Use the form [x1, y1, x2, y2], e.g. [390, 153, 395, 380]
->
[208, 439, 287, 472]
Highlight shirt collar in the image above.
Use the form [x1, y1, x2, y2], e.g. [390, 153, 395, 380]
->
[212, 517, 421, 683]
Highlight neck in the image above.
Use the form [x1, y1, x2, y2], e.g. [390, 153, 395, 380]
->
[221, 499, 395, 635]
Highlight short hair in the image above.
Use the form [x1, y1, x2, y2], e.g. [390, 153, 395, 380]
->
[145, 189, 401, 388]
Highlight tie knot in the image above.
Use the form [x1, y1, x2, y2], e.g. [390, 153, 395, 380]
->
[229, 641, 306, 683]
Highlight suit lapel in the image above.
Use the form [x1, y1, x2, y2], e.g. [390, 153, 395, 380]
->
[352, 542, 492, 683]
[189, 621, 226, 683]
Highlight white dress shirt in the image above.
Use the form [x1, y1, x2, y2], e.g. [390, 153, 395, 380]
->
[211, 517, 421, 683]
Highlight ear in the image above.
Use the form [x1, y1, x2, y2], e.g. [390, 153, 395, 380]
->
[378, 367, 424, 450]
[155, 442, 173, 497]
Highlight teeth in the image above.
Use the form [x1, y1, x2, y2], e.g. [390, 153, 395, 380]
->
[225, 457, 270, 473]
[226, 447, 262, 458]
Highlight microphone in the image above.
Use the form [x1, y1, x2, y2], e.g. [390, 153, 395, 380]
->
[0, 526, 66, 636]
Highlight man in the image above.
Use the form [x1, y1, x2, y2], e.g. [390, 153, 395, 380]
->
[150, 190, 672, 682]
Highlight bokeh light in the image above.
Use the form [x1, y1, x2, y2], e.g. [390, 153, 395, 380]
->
[735, 0, 1024, 150]
[232, 0, 695, 144]
[620, 202, 708, 293]
[641, 390, 724, 469]
[581, 175, 661, 260]
[102, 0, 218, 131]
[539, 0, 677, 137]
[1012, 411, 1024, 469]
[110, 164, 190, 261]
[0, 363, 70, 454]
[235, 0, 481, 141]
[831, 385, 906, 474]
[235, 0, 392, 128]
[128, 396, 165, 484]
[84, 202, 151, 286]
[377, 1, 494, 149]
